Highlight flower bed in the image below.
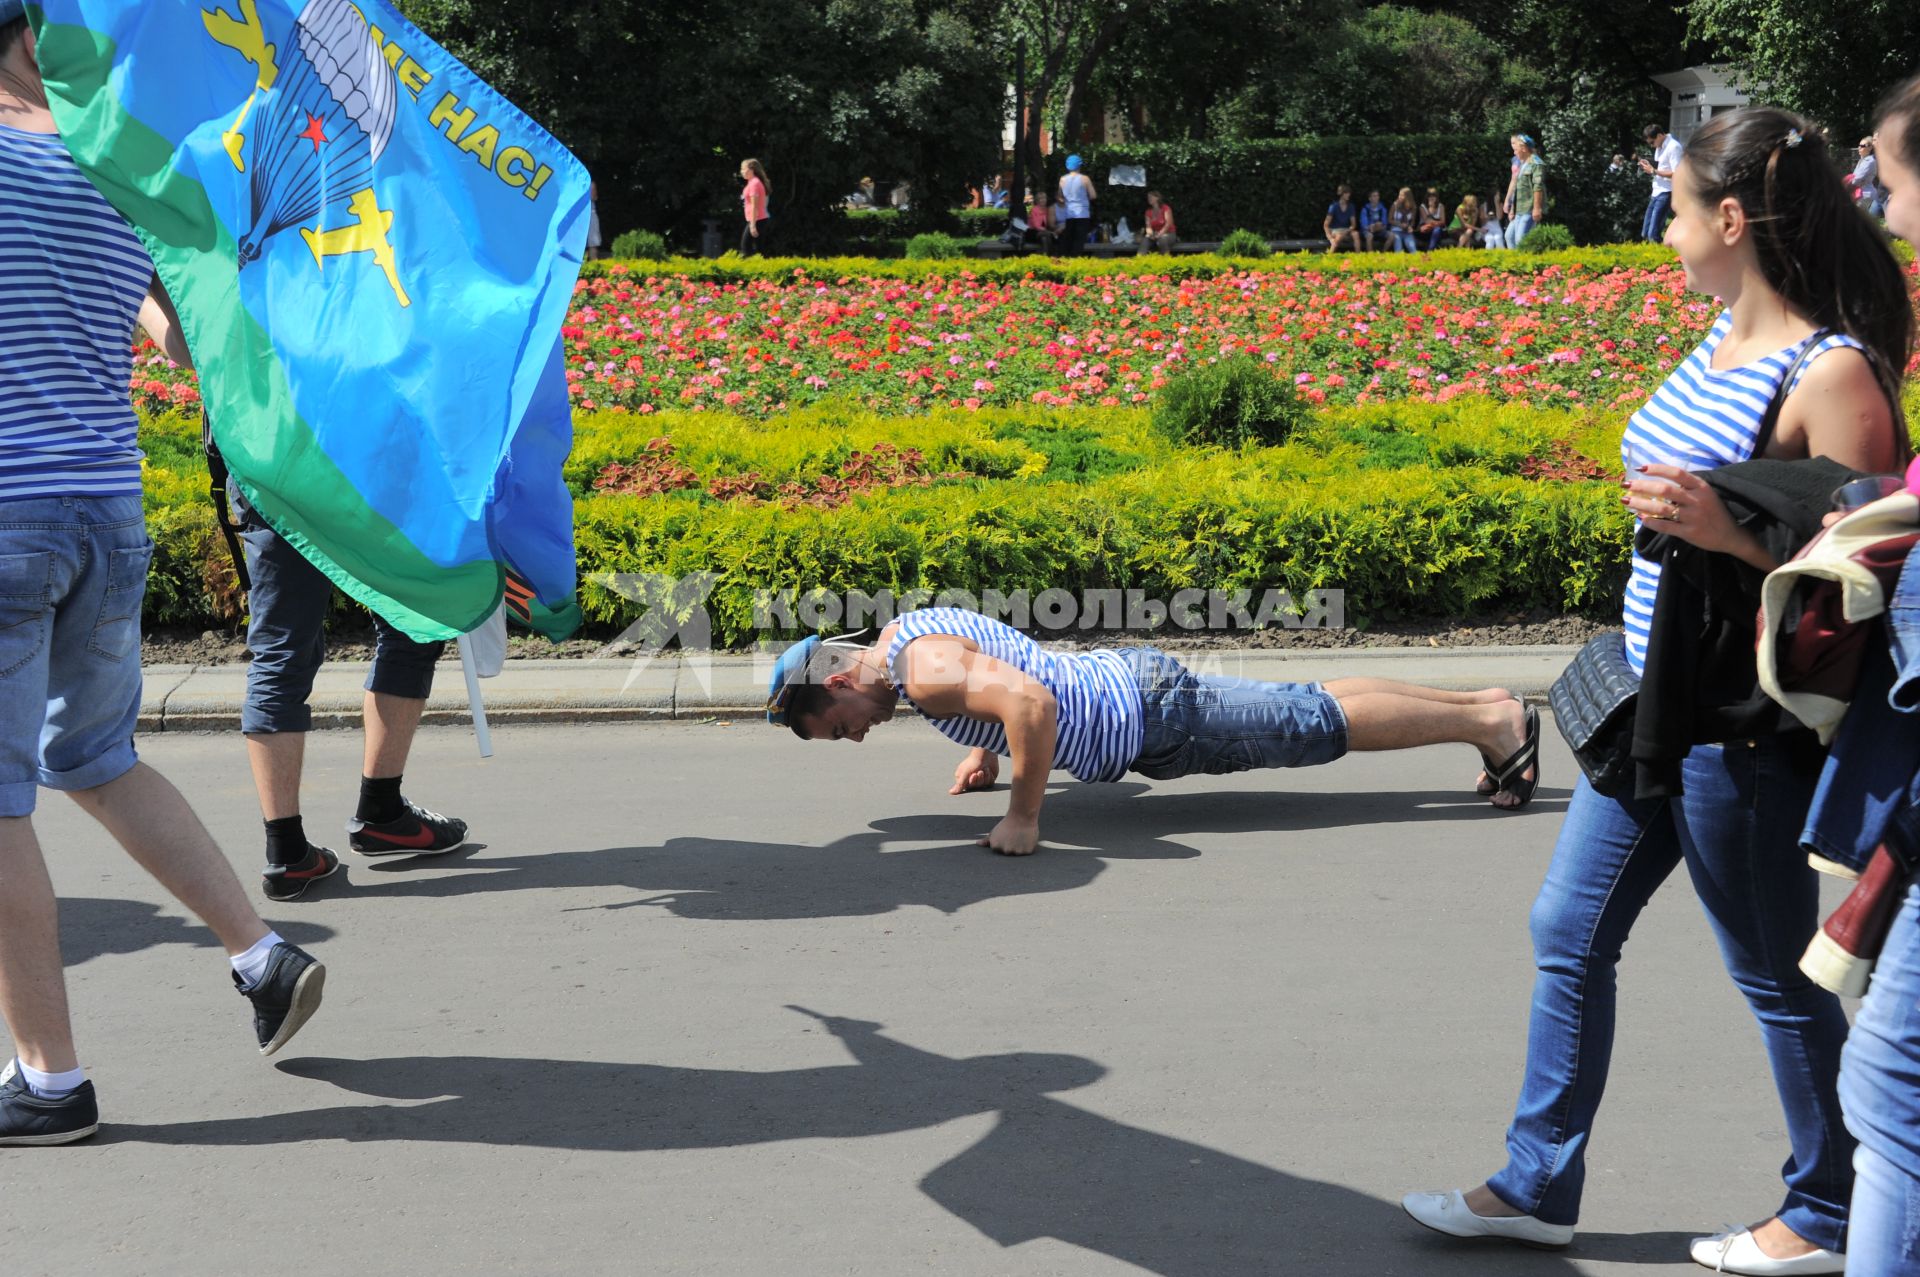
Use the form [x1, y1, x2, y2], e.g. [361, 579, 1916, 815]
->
[134, 248, 1920, 423]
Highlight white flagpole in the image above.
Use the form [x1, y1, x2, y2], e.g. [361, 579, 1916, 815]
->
[455, 634, 494, 758]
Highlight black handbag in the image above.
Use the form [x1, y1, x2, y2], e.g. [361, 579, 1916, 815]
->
[1548, 630, 1639, 796]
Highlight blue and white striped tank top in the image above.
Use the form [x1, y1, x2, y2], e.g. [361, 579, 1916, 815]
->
[886, 608, 1145, 783]
[0, 123, 153, 502]
[1620, 310, 1863, 672]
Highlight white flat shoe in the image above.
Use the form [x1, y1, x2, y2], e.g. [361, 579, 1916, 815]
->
[1401, 1189, 1574, 1249]
[1689, 1228, 1844, 1275]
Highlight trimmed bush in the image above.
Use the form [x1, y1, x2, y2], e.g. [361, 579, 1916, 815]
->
[1519, 224, 1576, 253]
[1151, 361, 1310, 449]
[904, 232, 971, 260]
[1217, 229, 1271, 259]
[581, 241, 1682, 285]
[955, 208, 1011, 233]
[609, 229, 670, 260]
[137, 396, 1633, 639]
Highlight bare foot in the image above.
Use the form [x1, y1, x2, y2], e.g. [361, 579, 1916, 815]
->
[1463, 1183, 1527, 1218]
[1747, 1217, 1823, 1259]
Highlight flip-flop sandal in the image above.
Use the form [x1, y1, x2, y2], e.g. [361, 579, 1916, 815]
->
[1476, 694, 1524, 796]
[1486, 705, 1541, 810]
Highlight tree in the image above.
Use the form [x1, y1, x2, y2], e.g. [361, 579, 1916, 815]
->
[1090, 0, 1320, 141]
[1689, 0, 1920, 137]
[1197, 5, 1505, 139]
[399, 0, 1004, 250]
[988, 0, 1150, 195]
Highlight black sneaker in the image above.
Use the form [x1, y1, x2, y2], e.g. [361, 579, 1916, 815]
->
[236, 941, 326, 1056]
[0, 1059, 99, 1146]
[347, 798, 468, 857]
[262, 844, 341, 902]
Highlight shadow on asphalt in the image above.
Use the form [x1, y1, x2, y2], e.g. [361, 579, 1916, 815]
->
[112, 1007, 1596, 1276]
[58, 897, 335, 966]
[330, 782, 1571, 920]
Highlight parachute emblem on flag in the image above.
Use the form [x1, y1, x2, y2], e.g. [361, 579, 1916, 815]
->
[203, 0, 409, 305]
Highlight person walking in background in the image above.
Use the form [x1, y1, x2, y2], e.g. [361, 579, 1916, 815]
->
[1323, 184, 1361, 251]
[585, 180, 603, 260]
[739, 157, 771, 256]
[1639, 123, 1683, 241]
[1850, 136, 1885, 217]
[1505, 134, 1544, 246]
[1418, 187, 1448, 250]
[1057, 155, 1096, 256]
[1359, 189, 1390, 251]
[985, 174, 1008, 209]
[1388, 187, 1418, 252]
[1143, 190, 1178, 253]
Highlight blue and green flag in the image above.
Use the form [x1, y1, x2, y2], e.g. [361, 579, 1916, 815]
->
[29, 0, 587, 640]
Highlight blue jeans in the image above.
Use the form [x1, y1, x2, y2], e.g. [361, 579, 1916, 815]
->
[1124, 648, 1349, 778]
[0, 496, 149, 817]
[1486, 740, 1852, 1247]
[230, 483, 442, 734]
[1505, 213, 1535, 247]
[1642, 192, 1672, 242]
[1389, 228, 1417, 253]
[1804, 648, 1920, 874]
[1844, 881, 1920, 1274]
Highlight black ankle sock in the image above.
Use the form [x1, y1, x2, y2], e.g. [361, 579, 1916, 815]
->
[357, 775, 404, 824]
[264, 815, 309, 869]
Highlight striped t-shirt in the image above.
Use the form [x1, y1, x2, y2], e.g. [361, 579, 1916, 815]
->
[885, 608, 1145, 783]
[0, 123, 152, 502]
[1621, 310, 1864, 672]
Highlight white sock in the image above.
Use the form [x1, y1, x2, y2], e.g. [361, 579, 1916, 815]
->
[19, 1060, 87, 1099]
[229, 931, 285, 990]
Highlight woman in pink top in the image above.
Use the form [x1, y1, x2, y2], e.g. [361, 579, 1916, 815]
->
[738, 157, 771, 256]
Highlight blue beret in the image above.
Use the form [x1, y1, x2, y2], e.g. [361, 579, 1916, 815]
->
[766, 636, 821, 726]
[1065, 155, 1083, 172]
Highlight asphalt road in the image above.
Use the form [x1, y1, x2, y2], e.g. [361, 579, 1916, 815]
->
[2, 720, 1846, 1275]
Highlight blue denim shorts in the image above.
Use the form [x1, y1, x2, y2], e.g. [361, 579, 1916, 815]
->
[0, 495, 150, 817]
[1123, 647, 1349, 779]
[230, 481, 443, 734]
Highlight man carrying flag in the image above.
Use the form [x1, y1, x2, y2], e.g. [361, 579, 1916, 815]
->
[224, 397, 472, 900]
[0, 1, 324, 1145]
[23, 0, 591, 900]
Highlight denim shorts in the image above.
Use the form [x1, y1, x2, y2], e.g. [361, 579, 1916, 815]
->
[1123, 647, 1349, 779]
[230, 481, 443, 734]
[0, 495, 150, 817]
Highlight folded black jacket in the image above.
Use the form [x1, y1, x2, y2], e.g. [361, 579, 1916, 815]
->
[1629, 457, 1861, 799]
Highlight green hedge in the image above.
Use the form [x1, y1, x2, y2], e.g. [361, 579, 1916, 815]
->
[139, 398, 1635, 640]
[570, 465, 1627, 644]
[1078, 134, 1511, 241]
[581, 241, 1683, 286]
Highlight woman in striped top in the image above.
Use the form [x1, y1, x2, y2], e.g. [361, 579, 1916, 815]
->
[1406, 108, 1912, 1274]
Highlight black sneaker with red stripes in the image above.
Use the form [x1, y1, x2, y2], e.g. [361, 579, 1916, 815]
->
[346, 798, 468, 857]
[262, 844, 341, 902]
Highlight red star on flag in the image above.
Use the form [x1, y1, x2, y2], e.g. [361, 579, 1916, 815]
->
[297, 114, 328, 152]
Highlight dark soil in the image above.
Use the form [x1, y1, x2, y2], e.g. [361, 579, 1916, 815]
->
[141, 607, 1608, 665]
